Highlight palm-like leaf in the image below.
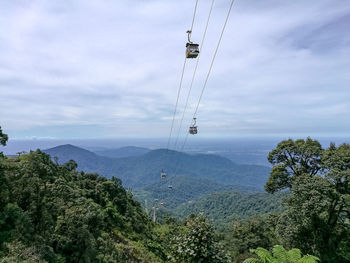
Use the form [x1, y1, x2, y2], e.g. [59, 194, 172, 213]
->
[250, 247, 274, 262]
[298, 255, 320, 263]
[287, 248, 302, 261]
[272, 245, 288, 261]
[243, 258, 261, 263]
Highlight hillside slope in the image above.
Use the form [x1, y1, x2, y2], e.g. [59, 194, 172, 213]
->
[174, 190, 286, 227]
[44, 145, 271, 189]
[94, 146, 150, 158]
[133, 175, 260, 209]
[0, 150, 163, 262]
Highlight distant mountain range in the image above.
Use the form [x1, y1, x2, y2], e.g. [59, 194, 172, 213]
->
[43, 144, 276, 226]
[94, 146, 150, 158]
[44, 144, 271, 189]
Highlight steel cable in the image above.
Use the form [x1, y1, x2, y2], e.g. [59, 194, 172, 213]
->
[172, 0, 235, 177]
[165, 0, 200, 151]
[173, 0, 215, 150]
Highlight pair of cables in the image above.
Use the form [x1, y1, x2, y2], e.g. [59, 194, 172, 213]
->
[165, 0, 235, 176]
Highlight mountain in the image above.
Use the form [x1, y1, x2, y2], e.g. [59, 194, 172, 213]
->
[174, 190, 286, 227]
[44, 145, 271, 189]
[94, 146, 150, 158]
[133, 175, 261, 210]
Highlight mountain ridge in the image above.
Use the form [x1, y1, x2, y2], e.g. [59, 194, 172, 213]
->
[43, 144, 271, 189]
[94, 146, 150, 158]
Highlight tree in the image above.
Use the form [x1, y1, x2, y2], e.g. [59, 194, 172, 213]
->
[0, 126, 8, 147]
[243, 245, 319, 263]
[266, 140, 350, 262]
[170, 214, 231, 263]
[265, 138, 323, 193]
[0, 147, 164, 262]
[225, 214, 281, 262]
[0, 241, 47, 263]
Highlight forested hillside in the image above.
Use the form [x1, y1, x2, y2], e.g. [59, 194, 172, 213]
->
[0, 150, 164, 262]
[1, 126, 349, 263]
[95, 146, 150, 158]
[44, 145, 271, 189]
[175, 191, 285, 227]
[133, 175, 260, 210]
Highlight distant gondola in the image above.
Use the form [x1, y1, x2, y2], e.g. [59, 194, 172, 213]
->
[160, 169, 166, 179]
[186, 30, 199, 59]
[189, 117, 198, 134]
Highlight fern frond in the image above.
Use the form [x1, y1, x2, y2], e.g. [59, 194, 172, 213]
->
[272, 245, 287, 261]
[287, 248, 302, 260]
[250, 247, 273, 262]
[298, 254, 320, 263]
[243, 258, 261, 263]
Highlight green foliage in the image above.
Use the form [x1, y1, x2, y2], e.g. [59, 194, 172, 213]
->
[2, 131, 350, 263]
[265, 138, 322, 193]
[0, 241, 48, 263]
[134, 175, 259, 211]
[223, 214, 281, 261]
[0, 126, 8, 147]
[267, 139, 350, 262]
[175, 191, 285, 228]
[0, 149, 163, 262]
[169, 214, 231, 263]
[243, 245, 319, 263]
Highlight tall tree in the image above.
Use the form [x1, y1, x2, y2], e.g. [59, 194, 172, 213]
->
[0, 126, 8, 147]
[267, 140, 350, 262]
[265, 138, 323, 193]
[170, 214, 231, 263]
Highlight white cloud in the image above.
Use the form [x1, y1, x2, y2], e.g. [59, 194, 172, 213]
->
[0, 0, 349, 139]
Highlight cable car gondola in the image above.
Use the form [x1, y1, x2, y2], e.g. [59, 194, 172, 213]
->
[186, 43, 200, 58]
[189, 117, 198, 134]
[186, 30, 200, 59]
[160, 169, 166, 179]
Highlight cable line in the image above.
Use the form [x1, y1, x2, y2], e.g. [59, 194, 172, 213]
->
[192, 0, 235, 119]
[165, 0, 200, 150]
[162, 0, 201, 182]
[190, 0, 199, 33]
[173, 0, 215, 150]
[165, 0, 200, 151]
[172, 0, 235, 177]
[166, 57, 187, 150]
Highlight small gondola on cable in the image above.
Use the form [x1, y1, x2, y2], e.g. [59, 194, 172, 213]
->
[160, 169, 166, 179]
[189, 117, 198, 134]
[186, 30, 200, 59]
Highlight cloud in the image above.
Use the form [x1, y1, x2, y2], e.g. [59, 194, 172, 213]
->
[0, 0, 349, 139]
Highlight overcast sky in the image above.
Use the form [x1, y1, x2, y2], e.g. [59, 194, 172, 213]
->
[0, 0, 349, 141]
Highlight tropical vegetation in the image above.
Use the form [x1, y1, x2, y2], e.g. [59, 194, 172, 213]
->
[1, 126, 349, 262]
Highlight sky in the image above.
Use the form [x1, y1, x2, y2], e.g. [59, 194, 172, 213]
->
[0, 0, 349, 140]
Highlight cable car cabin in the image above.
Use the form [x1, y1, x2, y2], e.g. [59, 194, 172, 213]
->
[189, 126, 198, 134]
[186, 43, 199, 58]
[160, 169, 166, 179]
[161, 172, 166, 179]
[168, 185, 173, 190]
